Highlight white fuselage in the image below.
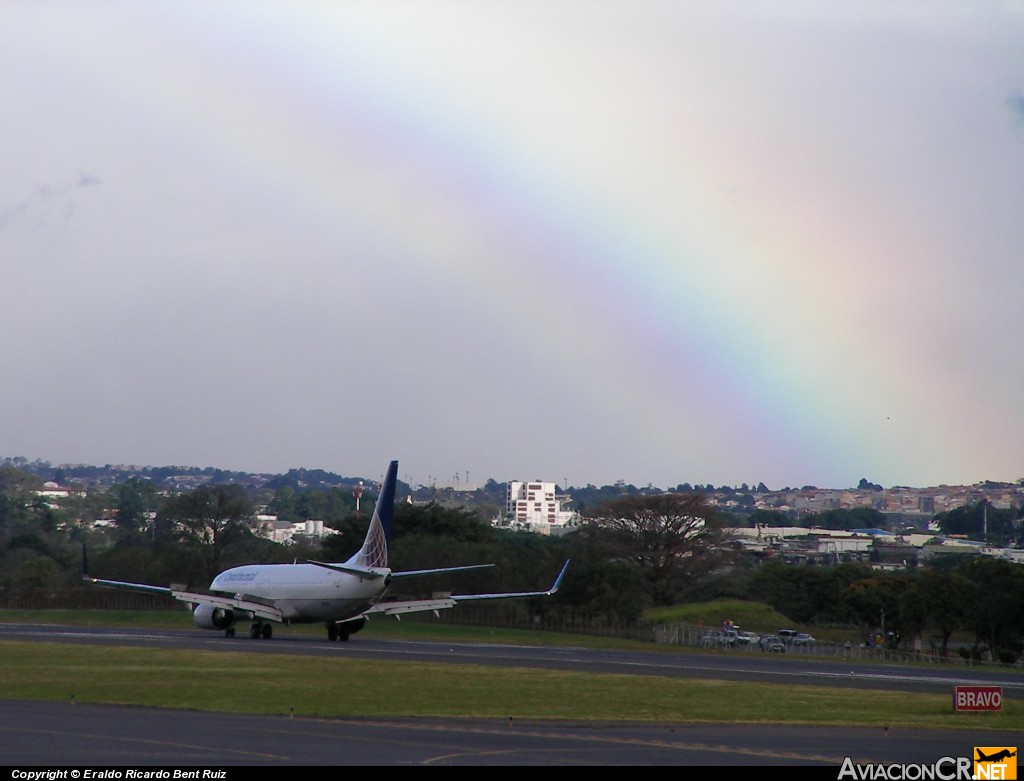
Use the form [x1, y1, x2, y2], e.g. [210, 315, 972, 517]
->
[209, 563, 391, 623]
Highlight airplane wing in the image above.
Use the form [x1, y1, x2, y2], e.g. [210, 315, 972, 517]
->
[84, 574, 286, 623]
[451, 558, 569, 602]
[171, 589, 284, 624]
[83, 575, 172, 596]
[365, 598, 456, 617]
[82, 544, 177, 597]
[365, 560, 569, 618]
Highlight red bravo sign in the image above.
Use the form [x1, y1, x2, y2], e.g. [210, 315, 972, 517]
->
[954, 685, 1003, 712]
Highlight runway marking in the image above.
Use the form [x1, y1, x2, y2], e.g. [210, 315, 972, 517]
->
[0, 724, 291, 762]
[294, 717, 847, 765]
[359, 643, 1024, 691]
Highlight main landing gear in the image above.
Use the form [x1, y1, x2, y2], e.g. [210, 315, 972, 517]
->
[222, 620, 272, 639]
[247, 621, 273, 639]
[326, 622, 350, 642]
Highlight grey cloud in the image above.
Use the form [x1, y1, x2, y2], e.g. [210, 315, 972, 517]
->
[0, 201, 30, 230]
[0, 173, 99, 229]
[1007, 91, 1024, 120]
[77, 171, 101, 187]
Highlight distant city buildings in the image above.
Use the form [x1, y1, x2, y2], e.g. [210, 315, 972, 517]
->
[731, 525, 1024, 568]
[12, 454, 1024, 564]
[715, 483, 1024, 522]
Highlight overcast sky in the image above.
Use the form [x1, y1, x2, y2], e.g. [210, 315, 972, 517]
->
[2, 2, 1024, 490]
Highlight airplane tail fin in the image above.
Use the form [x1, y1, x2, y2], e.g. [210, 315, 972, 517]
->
[349, 460, 397, 570]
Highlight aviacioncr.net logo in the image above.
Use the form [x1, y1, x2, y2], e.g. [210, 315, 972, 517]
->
[973, 747, 1017, 780]
[839, 757, 972, 779]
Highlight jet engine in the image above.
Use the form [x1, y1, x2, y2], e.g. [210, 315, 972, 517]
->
[193, 603, 234, 630]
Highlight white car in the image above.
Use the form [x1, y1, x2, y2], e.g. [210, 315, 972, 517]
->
[758, 635, 786, 653]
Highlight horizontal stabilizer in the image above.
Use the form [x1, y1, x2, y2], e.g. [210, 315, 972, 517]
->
[306, 560, 388, 579]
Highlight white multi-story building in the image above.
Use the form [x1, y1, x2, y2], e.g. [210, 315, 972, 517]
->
[504, 481, 578, 534]
[255, 514, 337, 545]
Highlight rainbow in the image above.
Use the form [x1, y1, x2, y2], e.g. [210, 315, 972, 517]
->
[21, 3, 1022, 488]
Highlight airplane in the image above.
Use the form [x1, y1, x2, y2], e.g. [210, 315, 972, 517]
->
[84, 460, 569, 641]
[977, 749, 1017, 763]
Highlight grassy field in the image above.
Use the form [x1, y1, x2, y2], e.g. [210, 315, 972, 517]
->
[644, 598, 867, 644]
[645, 597, 797, 630]
[2, 639, 1018, 730]
[0, 610, 1021, 731]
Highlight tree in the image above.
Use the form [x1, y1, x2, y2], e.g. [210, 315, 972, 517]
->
[11, 555, 60, 591]
[0, 466, 43, 498]
[959, 558, 1024, 663]
[748, 560, 831, 623]
[746, 508, 791, 528]
[841, 572, 913, 639]
[582, 493, 733, 606]
[391, 502, 494, 543]
[798, 507, 888, 531]
[898, 570, 975, 655]
[552, 558, 647, 620]
[159, 484, 254, 580]
[934, 501, 1018, 545]
[267, 486, 298, 522]
[110, 477, 158, 543]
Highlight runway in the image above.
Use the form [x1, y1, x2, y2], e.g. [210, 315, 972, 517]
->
[2, 621, 1021, 695]
[0, 623, 1019, 766]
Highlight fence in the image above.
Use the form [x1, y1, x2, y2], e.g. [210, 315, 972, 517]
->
[651, 621, 1021, 669]
[0, 587, 176, 611]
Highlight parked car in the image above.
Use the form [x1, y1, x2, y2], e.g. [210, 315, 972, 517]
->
[791, 633, 816, 646]
[700, 631, 721, 647]
[701, 629, 740, 647]
[777, 628, 798, 640]
[735, 631, 760, 646]
[759, 635, 786, 653]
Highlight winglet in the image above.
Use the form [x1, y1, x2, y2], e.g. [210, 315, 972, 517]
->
[548, 559, 570, 595]
[447, 560, 570, 604]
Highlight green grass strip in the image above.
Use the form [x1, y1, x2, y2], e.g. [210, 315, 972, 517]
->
[0, 640, 1020, 730]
